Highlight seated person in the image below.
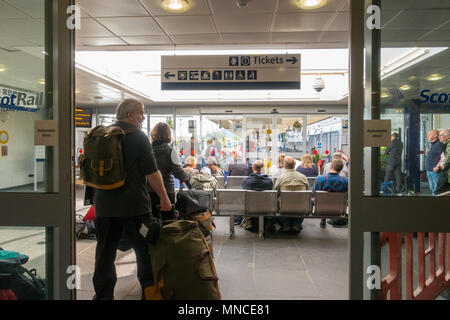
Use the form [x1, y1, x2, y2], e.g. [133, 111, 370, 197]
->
[206, 156, 224, 176]
[268, 154, 285, 178]
[296, 153, 319, 177]
[241, 160, 274, 232]
[242, 160, 274, 191]
[323, 152, 349, 177]
[184, 156, 199, 180]
[274, 156, 309, 233]
[313, 159, 348, 228]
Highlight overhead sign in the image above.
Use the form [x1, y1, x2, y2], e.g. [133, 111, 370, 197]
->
[364, 120, 391, 147]
[75, 107, 92, 128]
[0, 86, 43, 112]
[35, 120, 58, 146]
[161, 54, 301, 90]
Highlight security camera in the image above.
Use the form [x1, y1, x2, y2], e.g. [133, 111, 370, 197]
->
[313, 77, 325, 93]
[236, 0, 250, 8]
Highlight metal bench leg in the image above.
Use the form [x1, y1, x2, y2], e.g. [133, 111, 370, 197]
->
[229, 215, 235, 240]
[258, 216, 264, 240]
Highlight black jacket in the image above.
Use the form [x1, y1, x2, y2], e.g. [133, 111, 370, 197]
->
[386, 138, 403, 167]
[149, 141, 189, 194]
[242, 173, 273, 191]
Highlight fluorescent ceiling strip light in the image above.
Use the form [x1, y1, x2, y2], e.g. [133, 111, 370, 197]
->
[377, 47, 448, 81]
[75, 63, 154, 102]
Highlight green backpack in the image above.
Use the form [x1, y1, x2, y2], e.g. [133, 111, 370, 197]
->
[146, 220, 221, 300]
[79, 125, 134, 190]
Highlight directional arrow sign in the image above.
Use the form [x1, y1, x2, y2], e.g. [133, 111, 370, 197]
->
[287, 57, 297, 64]
[161, 54, 301, 90]
[164, 72, 175, 79]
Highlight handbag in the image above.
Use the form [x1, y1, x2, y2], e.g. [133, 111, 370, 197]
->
[175, 189, 211, 216]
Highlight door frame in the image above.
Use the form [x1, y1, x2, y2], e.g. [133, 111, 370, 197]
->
[0, 0, 75, 300]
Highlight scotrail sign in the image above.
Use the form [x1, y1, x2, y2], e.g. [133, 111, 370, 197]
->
[161, 54, 301, 90]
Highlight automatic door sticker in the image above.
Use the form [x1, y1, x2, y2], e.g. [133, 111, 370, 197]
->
[224, 70, 234, 80]
[236, 70, 245, 80]
[178, 71, 187, 80]
[201, 71, 210, 80]
[212, 71, 222, 80]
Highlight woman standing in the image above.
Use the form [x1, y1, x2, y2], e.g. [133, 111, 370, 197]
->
[296, 154, 319, 177]
[148, 122, 190, 218]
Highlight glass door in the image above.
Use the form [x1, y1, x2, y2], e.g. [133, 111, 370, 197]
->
[275, 114, 307, 161]
[244, 116, 273, 174]
[201, 114, 244, 171]
[0, 0, 74, 299]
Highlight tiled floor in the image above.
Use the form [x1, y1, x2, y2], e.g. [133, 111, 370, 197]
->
[76, 216, 349, 300]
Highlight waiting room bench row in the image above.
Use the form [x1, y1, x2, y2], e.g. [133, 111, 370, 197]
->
[200, 189, 348, 239]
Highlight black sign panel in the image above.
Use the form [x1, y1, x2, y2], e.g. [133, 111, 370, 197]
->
[75, 107, 92, 128]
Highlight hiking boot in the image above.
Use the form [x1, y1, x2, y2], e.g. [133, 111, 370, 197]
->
[327, 218, 348, 228]
[320, 218, 326, 228]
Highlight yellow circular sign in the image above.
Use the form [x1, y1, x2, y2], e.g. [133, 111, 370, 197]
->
[0, 131, 9, 144]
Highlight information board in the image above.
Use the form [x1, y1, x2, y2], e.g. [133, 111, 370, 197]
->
[161, 54, 301, 90]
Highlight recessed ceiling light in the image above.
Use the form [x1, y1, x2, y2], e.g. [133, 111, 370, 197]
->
[297, 0, 327, 9]
[37, 78, 45, 85]
[408, 76, 416, 81]
[381, 92, 390, 98]
[426, 73, 445, 81]
[161, 0, 190, 12]
[399, 84, 411, 91]
[0, 65, 6, 72]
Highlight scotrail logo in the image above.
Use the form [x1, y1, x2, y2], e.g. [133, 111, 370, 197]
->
[0, 89, 43, 113]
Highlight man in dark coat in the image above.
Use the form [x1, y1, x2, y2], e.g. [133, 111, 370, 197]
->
[384, 132, 404, 193]
[241, 160, 274, 232]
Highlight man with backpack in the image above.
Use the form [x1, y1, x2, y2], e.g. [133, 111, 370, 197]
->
[89, 99, 171, 300]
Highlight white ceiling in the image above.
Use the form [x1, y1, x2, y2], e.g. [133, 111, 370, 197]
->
[75, 0, 351, 49]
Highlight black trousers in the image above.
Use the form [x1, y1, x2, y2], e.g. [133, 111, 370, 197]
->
[384, 164, 402, 192]
[93, 216, 153, 300]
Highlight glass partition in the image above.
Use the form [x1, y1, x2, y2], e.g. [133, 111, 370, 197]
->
[363, 1, 450, 197]
[201, 115, 243, 171]
[0, 0, 56, 193]
[275, 115, 305, 161]
[245, 116, 273, 173]
[175, 115, 201, 166]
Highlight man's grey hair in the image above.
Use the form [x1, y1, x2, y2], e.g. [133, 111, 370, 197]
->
[116, 98, 143, 120]
[440, 129, 450, 136]
[207, 156, 217, 166]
